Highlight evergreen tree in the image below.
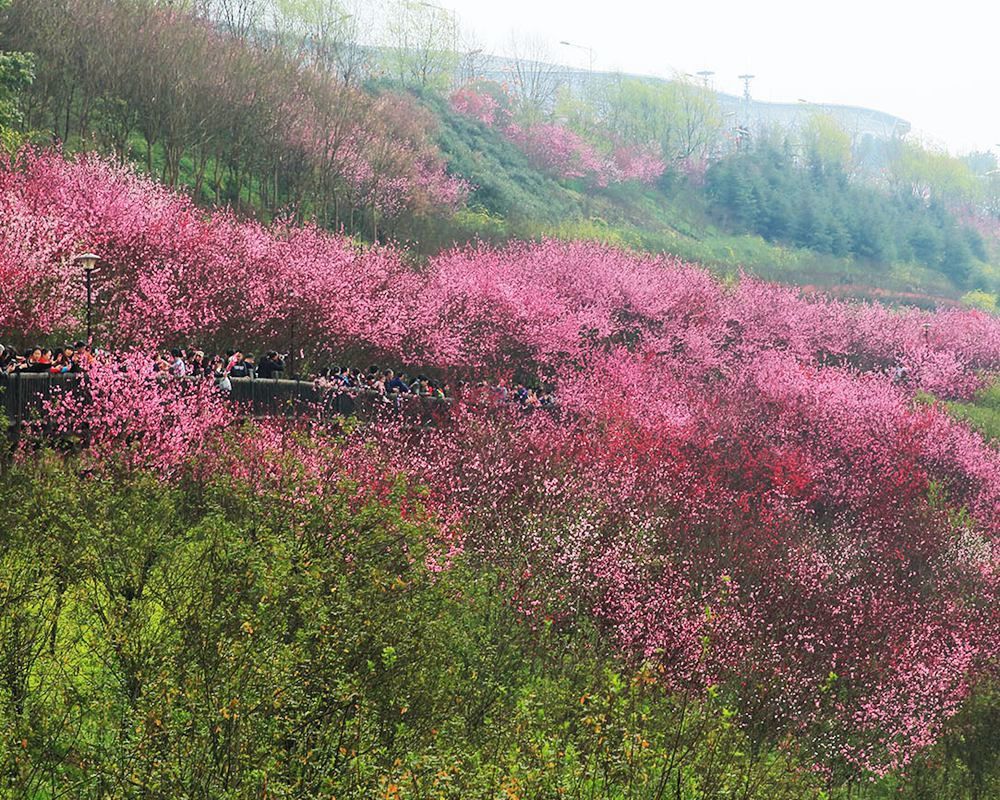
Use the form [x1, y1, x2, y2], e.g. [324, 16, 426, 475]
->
[0, 0, 31, 134]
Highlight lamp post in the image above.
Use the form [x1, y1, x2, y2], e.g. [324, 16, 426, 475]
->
[74, 253, 100, 344]
[559, 40, 594, 74]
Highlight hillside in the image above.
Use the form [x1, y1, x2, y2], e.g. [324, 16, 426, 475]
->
[1, 2, 1000, 798]
[2, 0, 999, 309]
[430, 90, 989, 305]
[1, 146, 999, 798]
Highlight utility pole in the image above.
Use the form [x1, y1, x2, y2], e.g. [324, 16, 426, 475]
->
[737, 73, 755, 149]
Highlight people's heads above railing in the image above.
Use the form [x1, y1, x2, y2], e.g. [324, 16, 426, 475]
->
[0, 341, 560, 409]
[0, 341, 96, 375]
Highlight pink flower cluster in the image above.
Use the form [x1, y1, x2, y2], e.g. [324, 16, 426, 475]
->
[449, 83, 665, 187]
[0, 149, 424, 355]
[394, 352, 999, 775]
[449, 85, 504, 127]
[41, 350, 236, 477]
[409, 241, 1000, 401]
[505, 121, 610, 183]
[6, 149, 1000, 778]
[287, 91, 468, 219]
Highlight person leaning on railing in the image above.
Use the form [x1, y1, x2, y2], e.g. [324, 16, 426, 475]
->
[255, 352, 285, 380]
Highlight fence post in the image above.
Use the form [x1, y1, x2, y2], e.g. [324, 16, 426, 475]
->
[15, 370, 22, 430]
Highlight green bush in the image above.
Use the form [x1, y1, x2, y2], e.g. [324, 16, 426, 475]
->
[0, 441, 830, 799]
[947, 381, 1000, 442]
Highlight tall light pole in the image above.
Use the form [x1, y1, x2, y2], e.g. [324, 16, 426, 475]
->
[738, 73, 755, 144]
[560, 40, 594, 74]
[74, 253, 100, 345]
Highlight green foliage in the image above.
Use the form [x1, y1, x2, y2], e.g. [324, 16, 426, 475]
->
[380, 0, 458, 91]
[705, 139, 987, 286]
[0, 442, 831, 799]
[0, 427, 996, 798]
[961, 289, 999, 314]
[946, 380, 1000, 443]
[0, 0, 32, 132]
[887, 681, 1000, 800]
[891, 140, 981, 206]
[599, 75, 722, 161]
[427, 91, 582, 226]
[802, 112, 852, 168]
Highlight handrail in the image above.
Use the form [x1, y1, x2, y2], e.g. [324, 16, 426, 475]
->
[0, 373, 450, 428]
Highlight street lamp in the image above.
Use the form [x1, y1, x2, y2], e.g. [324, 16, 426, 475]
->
[74, 253, 100, 344]
[560, 40, 594, 74]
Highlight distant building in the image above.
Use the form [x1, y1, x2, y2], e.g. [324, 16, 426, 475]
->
[717, 93, 911, 142]
[466, 58, 911, 145]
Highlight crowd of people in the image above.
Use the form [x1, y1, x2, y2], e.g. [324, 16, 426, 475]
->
[153, 347, 287, 384]
[0, 342, 94, 374]
[314, 366, 557, 408]
[1, 342, 558, 410]
[153, 347, 558, 408]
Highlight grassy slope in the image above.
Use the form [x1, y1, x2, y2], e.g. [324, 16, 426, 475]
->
[947, 381, 1000, 443]
[426, 95, 980, 306]
[77, 94, 983, 308]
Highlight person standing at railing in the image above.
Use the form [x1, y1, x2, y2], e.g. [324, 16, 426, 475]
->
[256, 352, 284, 380]
[48, 347, 75, 374]
[228, 351, 250, 379]
[168, 348, 188, 377]
[208, 355, 232, 392]
[21, 348, 49, 373]
[384, 369, 410, 395]
[73, 342, 95, 371]
[185, 349, 206, 377]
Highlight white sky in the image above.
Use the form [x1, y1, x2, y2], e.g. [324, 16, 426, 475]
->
[442, 0, 1000, 155]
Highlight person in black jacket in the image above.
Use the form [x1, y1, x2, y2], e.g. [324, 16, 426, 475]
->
[256, 351, 285, 380]
[21, 347, 50, 373]
[228, 351, 250, 379]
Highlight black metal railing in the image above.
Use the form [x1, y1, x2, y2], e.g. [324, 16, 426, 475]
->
[1, 373, 450, 430]
[0, 372, 82, 426]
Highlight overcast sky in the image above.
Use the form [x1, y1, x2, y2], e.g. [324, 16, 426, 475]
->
[440, 0, 1000, 155]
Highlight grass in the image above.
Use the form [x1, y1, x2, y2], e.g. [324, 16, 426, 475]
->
[947, 380, 1000, 443]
